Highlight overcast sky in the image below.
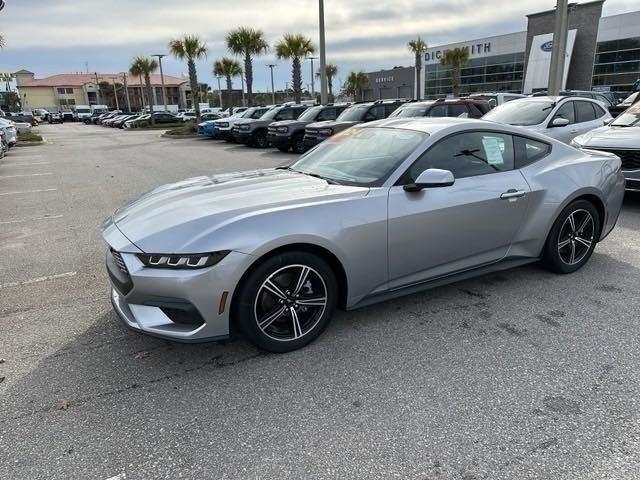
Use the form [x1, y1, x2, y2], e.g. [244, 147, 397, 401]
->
[0, 0, 637, 91]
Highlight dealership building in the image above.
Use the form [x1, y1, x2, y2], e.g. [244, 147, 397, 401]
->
[365, 2, 640, 100]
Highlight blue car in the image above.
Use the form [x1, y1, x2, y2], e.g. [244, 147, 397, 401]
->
[198, 120, 219, 138]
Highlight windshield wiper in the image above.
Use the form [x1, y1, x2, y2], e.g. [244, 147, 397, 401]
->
[285, 167, 340, 185]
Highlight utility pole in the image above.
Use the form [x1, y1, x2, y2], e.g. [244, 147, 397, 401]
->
[111, 77, 120, 110]
[152, 54, 168, 112]
[307, 56, 319, 100]
[122, 73, 132, 112]
[318, 0, 328, 105]
[215, 75, 223, 108]
[267, 64, 276, 105]
[548, 0, 569, 95]
[241, 74, 246, 107]
[94, 72, 101, 105]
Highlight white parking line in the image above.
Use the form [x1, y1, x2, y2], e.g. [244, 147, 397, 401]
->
[0, 172, 53, 179]
[0, 271, 77, 289]
[0, 188, 57, 196]
[2, 162, 51, 166]
[0, 215, 63, 225]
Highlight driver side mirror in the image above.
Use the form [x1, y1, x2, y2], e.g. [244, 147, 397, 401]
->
[550, 117, 570, 127]
[404, 168, 455, 192]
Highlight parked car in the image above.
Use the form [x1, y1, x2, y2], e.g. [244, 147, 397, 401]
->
[102, 117, 625, 352]
[49, 113, 63, 124]
[177, 111, 197, 122]
[8, 113, 38, 126]
[388, 98, 490, 120]
[10, 119, 32, 134]
[0, 119, 18, 146]
[214, 106, 272, 142]
[267, 104, 351, 153]
[113, 114, 140, 129]
[123, 114, 150, 129]
[531, 89, 619, 115]
[96, 112, 121, 125]
[232, 105, 308, 148]
[0, 129, 7, 157]
[482, 96, 612, 144]
[61, 111, 75, 122]
[303, 99, 405, 149]
[609, 91, 640, 117]
[201, 112, 222, 122]
[571, 102, 640, 191]
[469, 92, 526, 108]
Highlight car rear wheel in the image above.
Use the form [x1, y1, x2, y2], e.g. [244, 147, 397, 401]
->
[291, 133, 306, 154]
[235, 251, 337, 353]
[542, 199, 600, 274]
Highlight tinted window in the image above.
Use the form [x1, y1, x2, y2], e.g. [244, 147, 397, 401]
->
[337, 105, 370, 121]
[390, 104, 430, 118]
[593, 103, 607, 118]
[383, 103, 400, 117]
[316, 108, 336, 121]
[594, 93, 612, 106]
[482, 100, 554, 126]
[364, 105, 385, 121]
[575, 101, 597, 123]
[553, 102, 575, 124]
[427, 105, 448, 117]
[407, 131, 515, 180]
[514, 136, 551, 168]
[298, 106, 323, 121]
[448, 104, 469, 118]
[275, 108, 297, 121]
[468, 104, 485, 118]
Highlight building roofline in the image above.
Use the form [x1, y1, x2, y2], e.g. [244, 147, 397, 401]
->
[526, 0, 604, 18]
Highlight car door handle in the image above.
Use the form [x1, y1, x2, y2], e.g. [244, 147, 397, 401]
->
[570, 129, 578, 133]
[500, 189, 526, 200]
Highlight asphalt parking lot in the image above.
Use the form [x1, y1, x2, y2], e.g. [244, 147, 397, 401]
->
[1, 123, 640, 479]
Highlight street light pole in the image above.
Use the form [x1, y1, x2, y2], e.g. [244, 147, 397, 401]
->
[152, 54, 168, 112]
[307, 56, 319, 101]
[122, 73, 132, 112]
[241, 74, 246, 107]
[215, 75, 223, 108]
[94, 72, 101, 105]
[318, 0, 328, 105]
[267, 64, 276, 105]
[548, 0, 569, 95]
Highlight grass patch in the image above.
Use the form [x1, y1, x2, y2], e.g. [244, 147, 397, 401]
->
[18, 131, 43, 142]
[164, 124, 198, 136]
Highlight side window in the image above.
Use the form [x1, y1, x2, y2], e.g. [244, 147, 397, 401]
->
[592, 103, 607, 118]
[553, 102, 575, 124]
[407, 131, 515, 181]
[514, 136, 552, 168]
[467, 104, 485, 118]
[276, 108, 296, 121]
[426, 104, 448, 117]
[316, 108, 336, 121]
[448, 104, 469, 118]
[594, 94, 612, 107]
[364, 105, 385, 121]
[575, 101, 597, 123]
[383, 103, 399, 117]
[294, 107, 307, 118]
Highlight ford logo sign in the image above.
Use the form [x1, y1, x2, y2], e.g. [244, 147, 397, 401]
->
[541, 41, 553, 52]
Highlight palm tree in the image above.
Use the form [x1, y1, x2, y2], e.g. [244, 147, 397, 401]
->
[226, 27, 269, 107]
[408, 36, 428, 100]
[275, 34, 315, 104]
[168, 34, 207, 120]
[344, 71, 369, 102]
[440, 47, 470, 97]
[213, 58, 243, 109]
[316, 63, 338, 102]
[129, 56, 158, 125]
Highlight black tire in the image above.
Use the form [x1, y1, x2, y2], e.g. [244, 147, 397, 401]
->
[542, 199, 600, 274]
[291, 132, 307, 154]
[277, 145, 290, 153]
[234, 251, 338, 353]
[252, 130, 268, 148]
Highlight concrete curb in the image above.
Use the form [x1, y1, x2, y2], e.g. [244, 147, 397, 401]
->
[160, 133, 200, 139]
[15, 141, 45, 147]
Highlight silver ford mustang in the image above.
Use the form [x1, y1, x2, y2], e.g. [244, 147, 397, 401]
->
[102, 117, 625, 352]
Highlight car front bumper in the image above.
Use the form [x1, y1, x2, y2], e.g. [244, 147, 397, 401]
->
[267, 132, 290, 149]
[103, 220, 253, 343]
[303, 134, 328, 149]
[232, 129, 252, 144]
[623, 169, 640, 191]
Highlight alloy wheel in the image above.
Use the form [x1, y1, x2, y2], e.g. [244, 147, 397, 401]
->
[254, 264, 328, 342]
[557, 209, 595, 265]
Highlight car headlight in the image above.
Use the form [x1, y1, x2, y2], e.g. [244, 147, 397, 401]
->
[318, 128, 333, 136]
[276, 126, 289, 133]
[239, 124, 250, 131]
[218, 122, 229, 128]
[136, 251, 230, 269]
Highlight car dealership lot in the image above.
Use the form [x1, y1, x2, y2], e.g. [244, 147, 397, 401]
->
[1, 124, 640, 479]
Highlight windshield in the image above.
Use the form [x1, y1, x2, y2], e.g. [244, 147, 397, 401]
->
[76, 108, 90, 113]
[289, 127, 425, 186]
[298, 106, 323, 122]
[259, 107, 282, 121]
[336, 105, 369, 122]
[482, 100, 554, 126]
[390, 105, 429, 118]
[611, 103, 640, 127]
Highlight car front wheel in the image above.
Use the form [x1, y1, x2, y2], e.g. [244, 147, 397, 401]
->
[252, 130, 268, 148]
[542, 199, 600, 274]
[235, 251, 337, 352]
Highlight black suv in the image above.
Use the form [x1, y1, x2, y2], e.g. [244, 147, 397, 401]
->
[232, 105, 308, 148]
[267, 104, 351, 153]
[388, 98, 490, 119]
[303, 99, 405, 148]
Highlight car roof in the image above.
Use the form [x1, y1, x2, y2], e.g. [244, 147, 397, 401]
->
[362, 116, 492, 134]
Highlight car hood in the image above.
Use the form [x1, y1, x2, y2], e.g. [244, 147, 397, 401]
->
[576, 126, 640, 148]
[307, 120, 360, 130]
[270, 120, 310, 128]
[110, 169, 368, 254]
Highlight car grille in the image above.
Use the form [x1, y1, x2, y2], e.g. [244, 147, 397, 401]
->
[306, 128, 318, 136]
[111, 250, 129, 274]
[268, 127, 277, 133]
[595, 148, 640, 170]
